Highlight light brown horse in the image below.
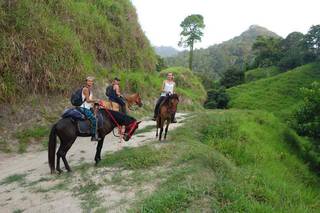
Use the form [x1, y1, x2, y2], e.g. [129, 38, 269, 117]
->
[100, 93, 143, 113]
[156, 94, 179, 141]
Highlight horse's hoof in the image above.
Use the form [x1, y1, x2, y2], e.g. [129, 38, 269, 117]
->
[67, 169, 72, 173]
[57, 169, 63, 174]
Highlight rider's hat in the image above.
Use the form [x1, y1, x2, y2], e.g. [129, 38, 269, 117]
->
[86, 76, 95, 81]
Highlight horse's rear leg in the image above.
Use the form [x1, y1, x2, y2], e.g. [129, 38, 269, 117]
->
[164, 121, 170, 140]
[156, 117, 160, 137]
[57, 139, 75, 173]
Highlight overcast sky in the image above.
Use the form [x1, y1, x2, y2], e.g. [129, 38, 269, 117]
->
[131, 0, 320, 50]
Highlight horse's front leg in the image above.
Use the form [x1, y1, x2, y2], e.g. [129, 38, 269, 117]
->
[95, 136, 105, 165]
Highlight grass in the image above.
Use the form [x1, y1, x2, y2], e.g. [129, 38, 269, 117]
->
[245, 66, 282, 82]
[15, 125, 49, 153]
[105, 110, 320, 212]
[0, 139, 11, 153]
[135, 125, 155, 134]
[228, 63, 320, 120]
[99, 145, 174, 170]
[73, 179, 102, 211]
[0, 173, 27, 185]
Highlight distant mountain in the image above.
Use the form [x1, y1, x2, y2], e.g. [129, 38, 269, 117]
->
[166, 25, 281, 78]
[154, 46, 180, 58]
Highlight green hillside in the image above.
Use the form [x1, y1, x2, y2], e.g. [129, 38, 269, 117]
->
[166, 25, 280, 78]
[98, 110, 320, 212]
[245, 66, 282, 82]
[227, 63, 320, 119]
[0, 0, 156, 102]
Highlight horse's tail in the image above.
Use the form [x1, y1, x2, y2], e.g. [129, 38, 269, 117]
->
[48, 123, 57, 174]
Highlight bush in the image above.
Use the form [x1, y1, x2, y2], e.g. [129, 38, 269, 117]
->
[204, 88, 229, 109]
[220, 67, 245, 88]
[292, 82, 320, 142]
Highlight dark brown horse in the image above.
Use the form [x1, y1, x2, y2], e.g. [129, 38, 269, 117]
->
[156, 94, 179, 141]
[48, 107, 141, 174]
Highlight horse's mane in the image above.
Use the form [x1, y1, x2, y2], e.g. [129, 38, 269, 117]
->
[99, 109, 135, 126]
[162, 94, 179, 106]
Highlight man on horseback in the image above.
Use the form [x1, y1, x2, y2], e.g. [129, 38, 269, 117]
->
[106, 77, 127, 114]
[152, 72, 177, 123]
[79, 76, 101, 141]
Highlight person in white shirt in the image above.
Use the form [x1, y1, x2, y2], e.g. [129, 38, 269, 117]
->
[152, 72, 177, 123]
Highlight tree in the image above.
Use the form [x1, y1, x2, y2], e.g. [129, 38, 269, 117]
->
[304, 25, 320, 59]
[204, 87, 229, 109]
[178, 14, 205, 70]
[252, 36, 282, 68]
[220, 67, 245, 88]
[292, 82, 320, 142]
[155, 55, 167, 72]
[278, 32, 306, 70]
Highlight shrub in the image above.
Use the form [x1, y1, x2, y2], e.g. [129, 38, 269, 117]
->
[292, 82, 320, 142]
[204, 88, 229, 109]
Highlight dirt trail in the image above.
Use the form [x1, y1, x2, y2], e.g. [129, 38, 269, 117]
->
[0, 113, 188, 213]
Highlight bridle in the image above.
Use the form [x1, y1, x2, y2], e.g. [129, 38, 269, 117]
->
[124, 121, 138, 139]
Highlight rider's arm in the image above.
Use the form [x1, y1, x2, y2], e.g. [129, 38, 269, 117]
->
[114, 85, 121, 97]
[161, 80, 166, 93]
[83, 87, 99, 103]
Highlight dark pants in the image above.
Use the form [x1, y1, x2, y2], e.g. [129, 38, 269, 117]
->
[154, 96, 166, 118]
[110, 96, 126, 113]
[79, 107, 97, 136]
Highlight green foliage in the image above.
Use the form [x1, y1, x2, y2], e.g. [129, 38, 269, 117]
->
[178, 14, 205, 70]
[251, 26, 319, 71]
[136, 111, 320, 211]
[0, 173, 27, 185]
[252, 36, 282, 67]
[167, 25, 280, 78]
[292, 82, 320, 141]
[227, 63, 320, 120]
[0, 0, 156, 102]
[245, 66, 282, 82]
[204, 87, 229, 109]
[155, 54, 167, 72]
[99, 145, 172, 169]
[15, 125, 49, 153]
[304, 25, 320, 57]
[220, 67, 245, 88]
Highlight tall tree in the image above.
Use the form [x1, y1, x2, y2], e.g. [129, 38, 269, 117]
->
[304, 25, 320, 59]
[178, 14, 205, 70]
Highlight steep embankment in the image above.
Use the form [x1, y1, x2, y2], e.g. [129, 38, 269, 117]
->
[0, 0, 156, 102]
[227, 63, 320, 119]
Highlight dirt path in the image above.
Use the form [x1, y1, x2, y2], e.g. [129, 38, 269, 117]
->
[0, 113, 188, 213]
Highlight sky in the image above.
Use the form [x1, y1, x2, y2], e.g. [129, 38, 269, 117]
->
[130, 0, 320, 50]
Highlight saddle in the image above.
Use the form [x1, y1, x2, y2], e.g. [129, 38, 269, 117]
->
[62, 108, 104, 135]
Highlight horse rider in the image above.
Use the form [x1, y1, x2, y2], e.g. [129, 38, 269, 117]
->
[152, 72, 177, 123]
[79, 76, 101, 141]
[108, 77, 127, 114]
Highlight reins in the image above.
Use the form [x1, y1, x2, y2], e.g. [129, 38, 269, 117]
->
[99, 101, 124, 142]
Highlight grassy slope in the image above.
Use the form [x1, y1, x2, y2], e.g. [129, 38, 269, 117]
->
[245, 66, 282, 82]
[98, 111, 320, 212]
[227, 63, 320, 119]
[0, 0, 156, 102]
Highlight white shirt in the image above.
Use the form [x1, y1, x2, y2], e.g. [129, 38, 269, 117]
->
[80, 88, 93, 109]
[161, 81, 175, 96]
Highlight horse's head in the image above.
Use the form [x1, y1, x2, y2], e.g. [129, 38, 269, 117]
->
[168, 94, 179, 112]
[123, 120, 141, 141]
[134, 93, 143, 107]
[126, 93, 143, 107]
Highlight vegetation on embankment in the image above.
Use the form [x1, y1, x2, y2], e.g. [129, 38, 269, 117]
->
[0, 0, 156, 103]
[245, 66, 282, 82]
[227, 63, 320, 120]
[98, 110, 320, 211]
